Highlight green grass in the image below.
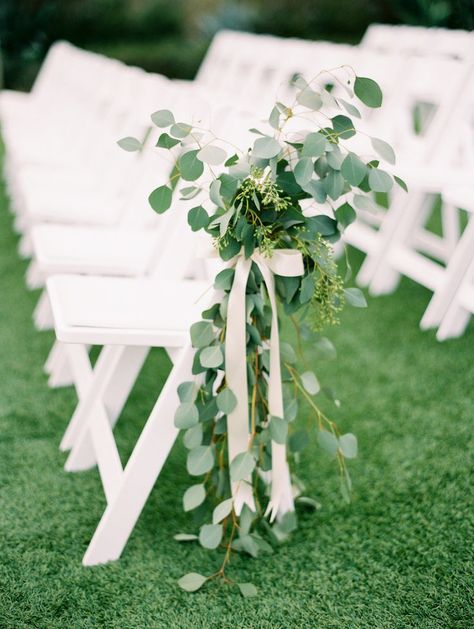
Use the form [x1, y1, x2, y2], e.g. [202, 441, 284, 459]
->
[0, 166, 473, 629]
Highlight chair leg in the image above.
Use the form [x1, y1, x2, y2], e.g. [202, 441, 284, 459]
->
[65, 345, 149, 471]
[421, 218, 474, 330]
[356, 190, 425, 290]
[82, 345, 194, 566]
[60, 344, 124, 453]
[436, 301, 471, 341]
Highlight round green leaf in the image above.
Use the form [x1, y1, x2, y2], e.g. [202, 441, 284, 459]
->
[190, 320, 214, 348]
[344, 287, 367, 308]
[179, 150, 204, 182]
[289, 429, 309, 453]
[335, 202, 356, 228]
[197, 145, 227, 165]
[296, 88, 322, 110]
[317, 430, 339, 456]
[302, 132, 326, 158]
[177, 572, 207, 592]
[230, 451, 256, 481]
[341, 153, 367, 186]
[354, 76, 383, 108]
[216, 388, 237, 414]
[180, 186, 201, 200]
[252, 136, 282, 159]
[368, 168, 393, 193]
[238, 582, 258, 598]
[170, 122, 192, 138]
[117, 136, 142, 152]
[177, 381, 197, 403]
[284, 398, 298, 422]
[323, 170, 344, 201]
[183, 424, 203, 450]
[156, 132, 180, 149]
[214, 268, 235, 291]
[269, 416, 288, 445]
[394, 175, 408, 192]
[200, 345, 223, 369]
[187, 205, 209, 231]
[280, 342, 297, 364]
[199, 523, 223, 549]
[353, 193, 379, 213]
[332, 115, 356, 139]
[174, 402, 199, 429]
[294, 157, 314, 186]
[187, 445, 214, 476]
[339, 433, 358, 459]
[301, 371, 320, 395]
[151, 109, 175, 127]
[148, 185, 172, 214]
[370, 137, 396, 165]
[183, 483, 206, 511]
[212, 498, 233, 524]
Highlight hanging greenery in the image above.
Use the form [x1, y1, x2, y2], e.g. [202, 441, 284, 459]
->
[120, 67, 404, 596]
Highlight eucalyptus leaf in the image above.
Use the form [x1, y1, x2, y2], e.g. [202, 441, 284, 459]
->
[294, 157, 313, 186]
[332, 115, 356, 139]
[148, 185, 172, 214]
[187, 445, 214, 476]
[354, 76, 383, 108]
[344, 287, 367, 308]
[339, 433, 358, 458]
[230, 451, 256, 481]
[370, 137, 396, 165]
[117, 136, 142, 152]
[341, 152, 367, 186]
[317, 430, 339, 456]
[200, 345, 223, 369]
[216, 388, 237, 414]
[269, 416, 288, 445]
[238, 583, 258, 598]
[197, 144, 227, 165]
[187, 205, 209, 231]
[178, 572, 207, 592]
[156, 132, 180, 149]
[212, 498, 233, 524]
[297, 88, 322, 110]
[214, 268, 235, 291]
[177, 381, 198, 403]
[170, 122, 192, 138]
[335, 202, 356, 228]
[253, 136, 282, 159]
[302, 132, 326, 158]
[368, 168, 393, 193]
[289, 429, 309, 453]
[183, 424, 203, 450]
[190, 320, 214, 348]
[179, 150, 204, 182]
[174, 533, 198, 541]
[174, 402, 199, 429]
[183, 483, 206, 511]
[301, 371, 320, 395]
[151, 109, 175, 127]
[199, 523, 223, 549]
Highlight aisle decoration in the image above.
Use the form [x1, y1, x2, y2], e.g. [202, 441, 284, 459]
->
[120, 68, 403, 596]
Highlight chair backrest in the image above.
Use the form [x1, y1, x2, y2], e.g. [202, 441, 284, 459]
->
[362, 23, 474, 61]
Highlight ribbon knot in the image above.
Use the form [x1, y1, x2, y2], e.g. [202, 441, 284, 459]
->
[225, 248, 304, 520]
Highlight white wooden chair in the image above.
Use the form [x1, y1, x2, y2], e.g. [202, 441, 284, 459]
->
[362, 23, 474, 61]
[44, 106, 259, 565]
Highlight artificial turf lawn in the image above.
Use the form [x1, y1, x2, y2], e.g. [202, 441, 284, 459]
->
[0, 167, 472, 629]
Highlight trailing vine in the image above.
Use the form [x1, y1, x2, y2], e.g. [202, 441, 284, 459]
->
[119, 67, 404, 596]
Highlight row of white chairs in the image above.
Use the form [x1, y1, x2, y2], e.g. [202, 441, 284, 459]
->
[1, 24, 473, 566]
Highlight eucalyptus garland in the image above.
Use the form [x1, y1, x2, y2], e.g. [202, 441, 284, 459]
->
[120, 68, 404, 596]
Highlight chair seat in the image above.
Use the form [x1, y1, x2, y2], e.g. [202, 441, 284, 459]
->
[47, 275, 211, 345]
[32, 225, 158, 276]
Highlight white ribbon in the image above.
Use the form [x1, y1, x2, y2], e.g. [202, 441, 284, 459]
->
[225, 248, 304, 520]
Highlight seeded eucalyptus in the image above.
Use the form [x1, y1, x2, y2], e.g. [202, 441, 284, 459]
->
[119, 67, 403, 596]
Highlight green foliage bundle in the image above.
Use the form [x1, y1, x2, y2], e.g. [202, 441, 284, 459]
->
[120, 68, 404, 596]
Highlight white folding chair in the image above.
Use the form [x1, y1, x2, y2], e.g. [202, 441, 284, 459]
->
[45, 106, 261, 565]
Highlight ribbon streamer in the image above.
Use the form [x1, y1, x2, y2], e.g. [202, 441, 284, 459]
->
[225, 248, 304, 519]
